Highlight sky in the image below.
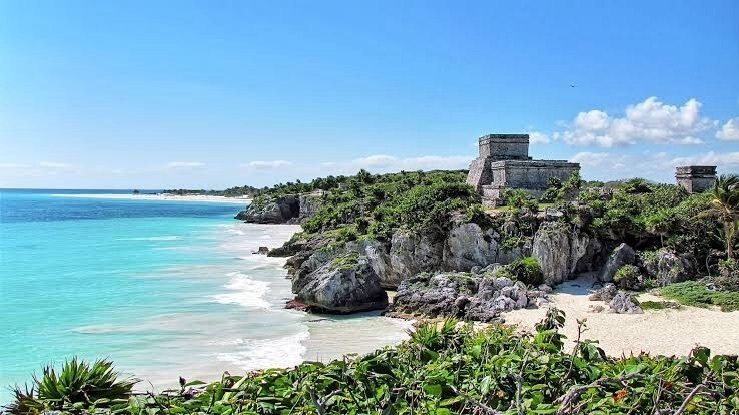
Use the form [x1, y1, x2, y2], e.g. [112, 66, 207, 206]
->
[1, 0, 738, 189]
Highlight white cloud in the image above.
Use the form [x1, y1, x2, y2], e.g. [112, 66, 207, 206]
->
[39, 161, 74, 169]
[528, 132, 551, 144]
[165, 161, 205, 169]
[569, 151, 612, 167]
[716, 117, 739, 141]
[560, 97, 717, 147]
[353, 155, 398, 168]
[569, 150, 739, 182]
[242, 160, 293, 170]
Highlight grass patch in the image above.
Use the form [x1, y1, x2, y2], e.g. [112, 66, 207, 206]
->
[639, 301, 666, 310]
[660, 281, 739, 312]
[329, 251, 360, 271]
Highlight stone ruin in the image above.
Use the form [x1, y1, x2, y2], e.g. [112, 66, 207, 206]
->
[467, 134, 580, 206]
[676, 165, 716, 193]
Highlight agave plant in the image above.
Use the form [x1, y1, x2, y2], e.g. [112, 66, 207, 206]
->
[6, 357, 138, 414]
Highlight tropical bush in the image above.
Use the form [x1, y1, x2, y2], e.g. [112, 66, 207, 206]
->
[496, 256, 544, 286]
[7, 358, 137, 414]
[613, 264, 643, 290]
[7, 311, 738, 414]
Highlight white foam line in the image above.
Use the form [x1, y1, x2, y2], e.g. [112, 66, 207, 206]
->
[50, 193, 251, 204]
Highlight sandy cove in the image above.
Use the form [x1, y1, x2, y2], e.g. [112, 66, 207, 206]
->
[502, 275, 739, 357]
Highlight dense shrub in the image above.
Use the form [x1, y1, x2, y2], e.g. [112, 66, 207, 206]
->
[614, 264, 643, 290]
[496, 256, 543, 286]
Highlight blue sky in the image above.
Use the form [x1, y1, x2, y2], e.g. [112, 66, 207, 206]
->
[1, 0, 737, 189]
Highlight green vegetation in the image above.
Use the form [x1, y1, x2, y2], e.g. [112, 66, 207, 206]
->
[8, 311, 738, 414]
[540, 172, 583, 203]
[698, 175, 739, 259]
[613, 264, 642, 290]
[8, 358, 137, 414]
[661, 281, 739, 312]
[502, 188, 538, 213]
[494, 256, 543, 286]
[329, 251, 360, 271]
[639, 301, 666, 310]
[299, 169, 477, 241]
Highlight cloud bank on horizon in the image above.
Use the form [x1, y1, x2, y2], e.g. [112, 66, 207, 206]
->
[2, 96, 736, 189]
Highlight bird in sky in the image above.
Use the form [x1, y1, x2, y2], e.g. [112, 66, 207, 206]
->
[570, 83, 577, 88]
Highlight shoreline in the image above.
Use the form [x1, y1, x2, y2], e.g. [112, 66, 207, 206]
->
[50, 193, 252, 204]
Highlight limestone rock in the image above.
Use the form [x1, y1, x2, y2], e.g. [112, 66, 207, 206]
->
[599, 243, 636, 283]
[293, 256, 388, 313]
[235, 195, 300, 224]
[608, 292, 643, 314]
[588, 283, 618, 302]
[532, 222, 571, 286]
[442, 221, 498, 271]
[390, 273, 535, 323]
[642, 250, 693, 287]
[389, 230, 443, 283]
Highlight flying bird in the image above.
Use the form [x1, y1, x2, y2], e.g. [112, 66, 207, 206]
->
[570, 83, 577, 88]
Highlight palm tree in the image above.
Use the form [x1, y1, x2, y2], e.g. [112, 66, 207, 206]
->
[701, 175, 739, 259]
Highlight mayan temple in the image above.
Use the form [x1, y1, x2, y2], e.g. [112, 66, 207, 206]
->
[466, 133, 580, 206]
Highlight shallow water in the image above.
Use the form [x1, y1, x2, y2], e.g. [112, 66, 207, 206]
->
[0, 190, 410, 403]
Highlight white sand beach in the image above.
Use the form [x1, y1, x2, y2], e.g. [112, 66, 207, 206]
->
[504, 276, 739, 357]
[51, 193, 252, 204]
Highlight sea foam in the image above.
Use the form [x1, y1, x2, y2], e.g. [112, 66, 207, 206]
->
[212, 272, 271, 309]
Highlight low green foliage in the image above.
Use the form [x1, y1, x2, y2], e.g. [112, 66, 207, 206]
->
[9, 312, 738, 414]
[639, 301, 666, 310]
[329, 251, 360, 271]
[661, 281, 739, 312]
[495, 256, 543, 286]
[502, 188, 538, 213]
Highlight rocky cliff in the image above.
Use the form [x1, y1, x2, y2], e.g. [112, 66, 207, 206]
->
[235, 192, 323, 224]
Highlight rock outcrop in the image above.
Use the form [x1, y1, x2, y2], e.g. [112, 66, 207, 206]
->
[442, 221, 498, 271]
[390, 272, 544, 322]
[389, 230, 444, 285]
[292, 254, 388, 313]
[642, 250, 693, 287]
[599, 243, 636, 283]
[235, 195, 300, 223]
[236, 192, 323, 224]
[532, 223, 599, 286]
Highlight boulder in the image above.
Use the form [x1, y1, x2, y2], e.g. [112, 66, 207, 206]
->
[390, 273, 535, 323]
[292, 255, 388, 314]
[442, 221, 498, 271]
[588, 283, 618, 302]
[607, 292, 643, 314]
[642, 250, 693, 287]
[599, 243, 636, 283]
[532, 222, 571, 286]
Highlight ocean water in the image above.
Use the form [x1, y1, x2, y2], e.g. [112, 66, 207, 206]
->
[0, 189, 410, 404]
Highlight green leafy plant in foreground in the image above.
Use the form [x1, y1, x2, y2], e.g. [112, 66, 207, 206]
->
[6, 357, 138, 414]
[7, 310, 739, 414]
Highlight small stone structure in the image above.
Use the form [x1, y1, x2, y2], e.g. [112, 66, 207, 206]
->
[676, 166, 716, 193]
[467, 134, 580, 206]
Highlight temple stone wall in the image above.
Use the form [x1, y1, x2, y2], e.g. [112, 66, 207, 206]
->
[491, 160, 580, 190]
[676, 165, 716, 193]
[478, 134, 531, 160]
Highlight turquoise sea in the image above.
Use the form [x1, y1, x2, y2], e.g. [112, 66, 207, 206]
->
[0, 189, 410, 404]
